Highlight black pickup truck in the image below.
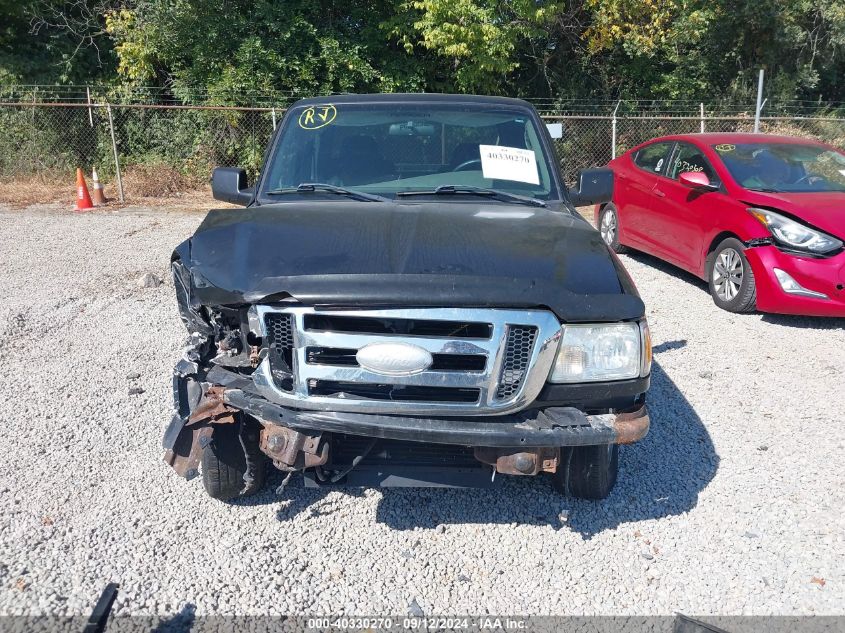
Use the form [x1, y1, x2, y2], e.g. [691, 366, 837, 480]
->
[164, 94, 652, 501]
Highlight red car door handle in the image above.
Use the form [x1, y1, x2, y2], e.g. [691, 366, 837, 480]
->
[653, 188, 666, 198]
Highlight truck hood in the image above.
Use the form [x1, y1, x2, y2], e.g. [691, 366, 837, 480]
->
[741, 191, 845, 239]
[173, 201, 644, 322]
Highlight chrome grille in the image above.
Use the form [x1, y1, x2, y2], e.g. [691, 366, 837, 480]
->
[250, 307, 562, 416]
[496, 326, 538, 399]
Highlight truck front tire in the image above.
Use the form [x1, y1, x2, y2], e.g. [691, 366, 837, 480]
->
[201, 419, 267, 501]
[553, 444, 619, 499]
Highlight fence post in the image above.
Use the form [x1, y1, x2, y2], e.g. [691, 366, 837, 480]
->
[611, 100, 621, 159]
[271, 107, 277, 131]
[87, 86, 94, 128]
[106, 104, 125, 203]
[754, 69, 765, 133]
[700, 103, 705, 133]
[29, 88, 37, 173]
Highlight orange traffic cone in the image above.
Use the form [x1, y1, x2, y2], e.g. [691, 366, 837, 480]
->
[91, 167, 107, 206]
[74, 168, 94, 212]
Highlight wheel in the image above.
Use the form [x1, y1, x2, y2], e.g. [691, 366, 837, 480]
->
[598, 204, 628, 253]
[552, 444, 619, 499]
[201, 418, 267, 501]
[707, 238, 757, 313]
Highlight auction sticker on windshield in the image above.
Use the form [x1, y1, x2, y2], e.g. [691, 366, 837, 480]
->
[479, 145, 540, 185]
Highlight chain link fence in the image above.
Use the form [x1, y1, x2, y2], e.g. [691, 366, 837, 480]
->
[550, 114, 845, 183]
[0, 102, 276, 198]
[1, 87, 844, 201]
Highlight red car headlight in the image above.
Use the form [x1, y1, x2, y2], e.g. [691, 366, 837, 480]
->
[747, 208, 843, 255]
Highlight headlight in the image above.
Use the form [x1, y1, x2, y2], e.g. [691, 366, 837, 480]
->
[747, 208, 843, 254]
[548, 321, 649, 383]
[171, 260, 213, 335]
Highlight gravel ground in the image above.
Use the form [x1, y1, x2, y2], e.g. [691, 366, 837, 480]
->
[0, 204, 843, 618]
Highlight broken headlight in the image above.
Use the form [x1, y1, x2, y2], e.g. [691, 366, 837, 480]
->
[747, 208, 843, 255]
[171, 260, 213, 335]
[548, 321, 649, 383]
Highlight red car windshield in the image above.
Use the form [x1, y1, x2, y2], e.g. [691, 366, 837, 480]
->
[713, 142, 845, 193]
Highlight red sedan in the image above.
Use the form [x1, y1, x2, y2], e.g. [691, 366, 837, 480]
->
[596, 133, 845, 317]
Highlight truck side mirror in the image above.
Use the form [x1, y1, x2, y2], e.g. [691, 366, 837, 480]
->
[212, 167, 253, 206]
[568, 167, 614, 207]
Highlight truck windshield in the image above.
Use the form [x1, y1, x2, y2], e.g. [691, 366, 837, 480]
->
[260, 102, 557, 201]
[714, 142, 845, 193]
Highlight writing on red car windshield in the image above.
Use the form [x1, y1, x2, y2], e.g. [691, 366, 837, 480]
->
[715, 142, 845, 192]
[675, 160, 704, 173]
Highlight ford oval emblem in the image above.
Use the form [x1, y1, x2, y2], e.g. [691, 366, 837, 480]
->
[356, 342, 433, 376]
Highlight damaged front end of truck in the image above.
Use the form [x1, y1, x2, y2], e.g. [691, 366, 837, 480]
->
[162, 207, 651, 501]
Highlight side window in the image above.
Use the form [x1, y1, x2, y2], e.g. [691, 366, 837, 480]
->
[669, 143, 720, 185]
[634, 142, 673, 174]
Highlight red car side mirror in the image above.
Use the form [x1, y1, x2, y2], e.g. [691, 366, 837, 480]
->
[679, 171, 717, 190]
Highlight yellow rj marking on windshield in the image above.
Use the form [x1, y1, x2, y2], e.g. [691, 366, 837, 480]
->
[298, 105, 337, 130]
[715, 144, 735, 152]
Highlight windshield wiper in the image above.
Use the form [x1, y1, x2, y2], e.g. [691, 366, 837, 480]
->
[396, 185, 546, 207]
[745, 187, 782, 193]
[265, 183, 388, 202]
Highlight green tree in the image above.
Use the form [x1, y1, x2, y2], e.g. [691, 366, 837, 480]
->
[0, 0, 116, 84]
[576, 0, 845, 102]
[384, 0, 563, 93]
[4, 0, 845, 105]
[105, 0, 424, 101]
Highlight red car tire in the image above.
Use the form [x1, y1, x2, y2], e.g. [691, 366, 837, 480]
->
[707, 238, 757, 313]
[598, 203, 628, 254]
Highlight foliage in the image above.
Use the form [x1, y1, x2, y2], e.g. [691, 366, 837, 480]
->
[385, 0, 563, 93]
[2, 0, 844, 103]
[104, 0, 415, 100]
[0, 0, 116, 83]
[584, 0, 682, 56]
[579, 0, 845, 102]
